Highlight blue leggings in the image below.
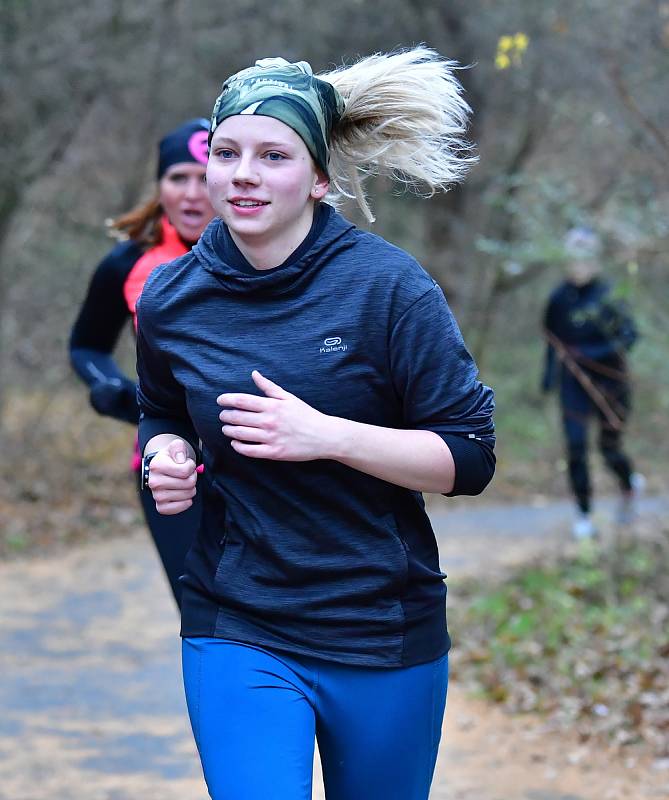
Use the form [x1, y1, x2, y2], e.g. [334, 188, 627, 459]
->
[182, 637, 448, 800]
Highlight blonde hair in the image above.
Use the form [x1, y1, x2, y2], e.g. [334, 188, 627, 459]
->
[319, 46, 477, 222]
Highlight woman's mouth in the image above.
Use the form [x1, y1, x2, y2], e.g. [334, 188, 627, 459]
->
[229, 199, 270, 208]
[182, 209, 204, 220]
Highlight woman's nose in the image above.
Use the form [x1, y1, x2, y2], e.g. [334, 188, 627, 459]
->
[185, 177, 206, 199]
[232, 155, 259, 184]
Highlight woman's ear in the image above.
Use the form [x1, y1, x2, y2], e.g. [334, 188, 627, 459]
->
[310, 169, 329, 200]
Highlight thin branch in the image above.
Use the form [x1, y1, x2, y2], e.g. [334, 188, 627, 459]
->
[606, 62, 669, 171]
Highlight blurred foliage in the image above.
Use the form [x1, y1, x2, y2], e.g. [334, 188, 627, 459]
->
[494, 32, 529, 70]
[0, 387, 141, 558]
[451, 527, 669, 756]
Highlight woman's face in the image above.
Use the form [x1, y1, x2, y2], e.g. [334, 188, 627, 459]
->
[206, 114, 329, 261]
[565, 259, 600, 286]
[159, 163, 214, 243]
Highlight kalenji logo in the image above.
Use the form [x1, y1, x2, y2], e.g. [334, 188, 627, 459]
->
[320, 336, 348, 354]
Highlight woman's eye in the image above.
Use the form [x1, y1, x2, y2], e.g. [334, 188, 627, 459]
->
[218, 149, 235, 159]
[169, 174, 187, 183]
[266, 152, 285, 161]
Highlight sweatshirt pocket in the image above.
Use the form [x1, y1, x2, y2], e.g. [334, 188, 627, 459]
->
[208, 481, 227, 544]
[383, 512, 410, 594]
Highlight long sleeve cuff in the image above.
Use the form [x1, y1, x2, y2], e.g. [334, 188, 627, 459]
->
[138, 412, 200, 459]
[438, 433, 496, 497]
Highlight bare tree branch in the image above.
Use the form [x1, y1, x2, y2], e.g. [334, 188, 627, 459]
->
[606, 62, 669, 172]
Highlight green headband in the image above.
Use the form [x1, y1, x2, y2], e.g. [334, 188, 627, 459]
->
[209, 58, 344, 176]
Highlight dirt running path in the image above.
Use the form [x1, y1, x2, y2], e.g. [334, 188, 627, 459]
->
[1, 498, 668, 800]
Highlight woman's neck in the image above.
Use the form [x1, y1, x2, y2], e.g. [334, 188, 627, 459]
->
[228, 207, 315, 271]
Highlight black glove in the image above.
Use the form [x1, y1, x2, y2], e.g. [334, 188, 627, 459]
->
[89, 379, 140, 425]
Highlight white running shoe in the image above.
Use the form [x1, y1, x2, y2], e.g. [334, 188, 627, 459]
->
[630, 472, 646, 495]
[572, 512, 596, 539]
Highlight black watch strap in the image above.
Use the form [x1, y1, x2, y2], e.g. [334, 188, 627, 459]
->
[141, 451, 159, 491]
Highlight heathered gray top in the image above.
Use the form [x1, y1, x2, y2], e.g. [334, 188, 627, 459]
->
[137, 204, 495, 667]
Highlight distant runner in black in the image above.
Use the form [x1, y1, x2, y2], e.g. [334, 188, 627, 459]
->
[542, 226, 643, 539]
[69, 119, 215, 605]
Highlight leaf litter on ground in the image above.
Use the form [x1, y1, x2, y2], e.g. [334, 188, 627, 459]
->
[450, 522, 669, 759]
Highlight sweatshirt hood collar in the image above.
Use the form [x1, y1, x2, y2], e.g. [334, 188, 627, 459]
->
[192, 204, 355, 296]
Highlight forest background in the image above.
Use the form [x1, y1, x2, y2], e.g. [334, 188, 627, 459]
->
[1, 0, 668, 553]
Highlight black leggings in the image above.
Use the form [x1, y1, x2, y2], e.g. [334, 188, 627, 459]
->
[561, 375, 633, 513]
[137, 474, 202, 608]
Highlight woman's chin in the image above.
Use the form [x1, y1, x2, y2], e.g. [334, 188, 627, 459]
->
[174, 221, 208, 242]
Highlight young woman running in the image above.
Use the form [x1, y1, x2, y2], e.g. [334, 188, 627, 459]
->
[69, 119, 215, 606]
[137, 50, 495, 799]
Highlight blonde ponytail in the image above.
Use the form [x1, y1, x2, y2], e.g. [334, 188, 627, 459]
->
[319, 46, 476, 222]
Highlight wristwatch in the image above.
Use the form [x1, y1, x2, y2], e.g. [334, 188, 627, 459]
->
[141, 451, 159, 491]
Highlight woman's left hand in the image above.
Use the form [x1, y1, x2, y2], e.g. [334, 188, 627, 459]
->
[217, 370, 335, 461]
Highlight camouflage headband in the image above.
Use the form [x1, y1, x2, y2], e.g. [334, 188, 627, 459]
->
[209, 58, 345, 176]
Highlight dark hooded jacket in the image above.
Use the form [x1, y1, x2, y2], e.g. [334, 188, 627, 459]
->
[137, 204, 495, 667]
[542, 278, 637, 395]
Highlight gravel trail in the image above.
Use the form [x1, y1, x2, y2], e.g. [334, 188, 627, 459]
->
[1, 496, 667, 799]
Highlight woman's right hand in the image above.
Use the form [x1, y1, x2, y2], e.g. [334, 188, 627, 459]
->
[147, 438, 199, 515]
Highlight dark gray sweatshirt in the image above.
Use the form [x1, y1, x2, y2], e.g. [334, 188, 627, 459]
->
[137, 204, 495, 667]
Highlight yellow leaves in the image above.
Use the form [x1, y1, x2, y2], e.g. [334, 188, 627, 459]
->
[495, 53, 511, 70]
[513, 32, 529, 51]
[498, 35, 515, 52]
[495, 32, 529, 70]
